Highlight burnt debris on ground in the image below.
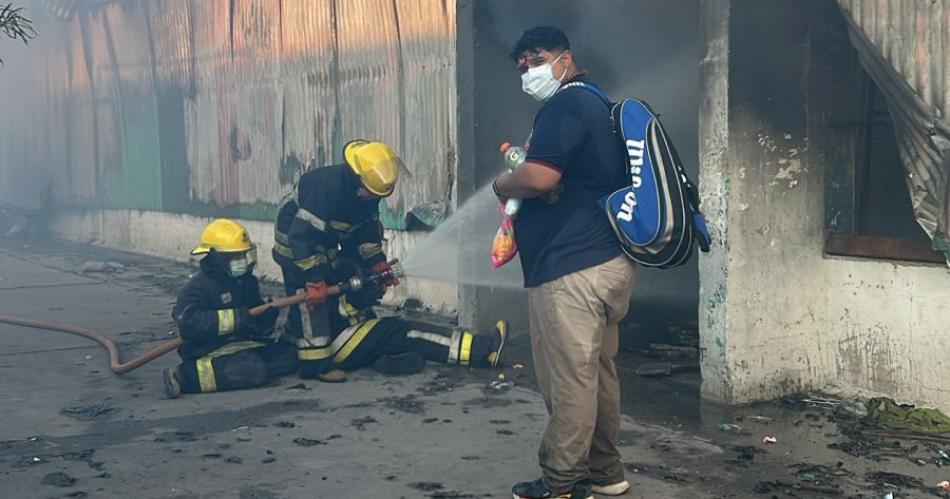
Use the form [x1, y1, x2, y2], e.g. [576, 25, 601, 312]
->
[60, 400, 117, 421]
[41, 471, 78, 488]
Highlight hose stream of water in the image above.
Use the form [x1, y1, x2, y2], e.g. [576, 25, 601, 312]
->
[401, 185, 525, 290]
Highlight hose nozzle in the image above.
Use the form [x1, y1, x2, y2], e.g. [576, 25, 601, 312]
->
[338, 276, 364, 294]
[365, 258, 404, 288]
[387, 259, 405, 281]
[337, 259, 404, 294]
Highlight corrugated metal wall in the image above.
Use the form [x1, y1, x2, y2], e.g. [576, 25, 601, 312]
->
[0, 0, 457, 229]
[837, 0, 950, 261]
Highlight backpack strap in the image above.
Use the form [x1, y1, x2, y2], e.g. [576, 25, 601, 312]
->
[561, 81, 625, 187]
[561, 81, 611, 106]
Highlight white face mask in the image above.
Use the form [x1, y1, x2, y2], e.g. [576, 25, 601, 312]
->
[228, 259, 249, 278]
[521, 52, 567, 101]
[227, 246, 257, 278]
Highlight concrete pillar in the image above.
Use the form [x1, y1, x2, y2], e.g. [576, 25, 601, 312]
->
[698, 0, 824, 404]
[698, 0, 860, 404]
[455, 0, 480, 330]
[697, 0, 732, 403]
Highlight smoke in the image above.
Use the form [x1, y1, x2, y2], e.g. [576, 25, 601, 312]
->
[402, 185, 524, 289]
[0, 1, 57, 222]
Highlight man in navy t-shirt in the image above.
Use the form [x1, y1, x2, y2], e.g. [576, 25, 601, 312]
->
[493, 27, 637, 499]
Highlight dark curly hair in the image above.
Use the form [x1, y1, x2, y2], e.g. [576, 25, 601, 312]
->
[510, 26, 571, 62]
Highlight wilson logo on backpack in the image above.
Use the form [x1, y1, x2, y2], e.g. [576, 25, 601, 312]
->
[562, 82, 712, 269]
[626, 139, 645, 188]
[617, 191, 637, 223]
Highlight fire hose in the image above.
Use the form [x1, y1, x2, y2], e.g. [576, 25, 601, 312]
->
[0, 260, 403, 375]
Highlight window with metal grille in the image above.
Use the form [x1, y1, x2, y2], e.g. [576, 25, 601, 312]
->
[824, 78, 944, 264]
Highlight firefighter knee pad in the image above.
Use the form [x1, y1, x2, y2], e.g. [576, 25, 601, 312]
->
[206, 350, 268, 392]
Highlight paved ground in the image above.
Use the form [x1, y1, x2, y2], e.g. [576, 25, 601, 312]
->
[1, 238, 948, 499]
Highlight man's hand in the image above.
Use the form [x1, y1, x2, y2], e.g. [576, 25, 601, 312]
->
[371, 261, 400, 288]
[492, 169, 513, 202]
[305, 281, 329, 311]
[492, 162, 562, 200]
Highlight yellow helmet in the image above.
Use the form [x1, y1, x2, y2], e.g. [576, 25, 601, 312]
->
[191, 219, 253, 255]
[344, 140, 401, 197]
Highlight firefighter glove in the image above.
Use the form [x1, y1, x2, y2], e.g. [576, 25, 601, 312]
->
[305, 281, 329, 311]
[251, 304, 279, 335]
[234, 307, 253, 337]
[347, 278, 384, 310]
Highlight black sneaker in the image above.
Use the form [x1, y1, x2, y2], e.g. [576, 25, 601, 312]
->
[163, 367, 182, 399]
[373, 352, 426, 375]
[512, 479, 593, 499]
[487, 320, 508, 368]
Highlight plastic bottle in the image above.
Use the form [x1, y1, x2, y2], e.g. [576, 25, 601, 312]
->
[499, 142, 525, 216]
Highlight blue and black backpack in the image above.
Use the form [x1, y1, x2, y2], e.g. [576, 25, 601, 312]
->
[563, 82, 712, 269]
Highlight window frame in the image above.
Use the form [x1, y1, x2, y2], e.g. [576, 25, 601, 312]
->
[823, 74, 943, 265]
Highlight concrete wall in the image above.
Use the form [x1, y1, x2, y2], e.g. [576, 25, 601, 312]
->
[458, 0, 702, 333]
[699, 0, 950, 413]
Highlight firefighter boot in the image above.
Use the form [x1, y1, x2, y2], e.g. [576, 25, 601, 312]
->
[487, 320, 509, 368]
[317, 369, 348, 383]
[163, 366, 183, 399]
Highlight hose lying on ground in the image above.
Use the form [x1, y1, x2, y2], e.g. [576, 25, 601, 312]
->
[0, 293, 308, 375]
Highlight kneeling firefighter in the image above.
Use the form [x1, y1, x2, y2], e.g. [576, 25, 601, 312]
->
[163, 219, 297, 398]
[272, 139, 404, 380]
[310, 260, 509, 375]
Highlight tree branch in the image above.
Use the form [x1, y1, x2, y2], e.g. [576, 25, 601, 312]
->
[0, 2, 37, 65]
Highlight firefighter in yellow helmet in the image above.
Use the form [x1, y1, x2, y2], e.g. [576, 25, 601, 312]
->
[272, 140, 402, 381]
[163, 219, 297, 398]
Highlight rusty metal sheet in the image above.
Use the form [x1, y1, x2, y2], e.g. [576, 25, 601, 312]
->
[148, 1, 194, 89]
[1, 0, 458, 228]
[278, 1, 337, 177]
[335, 0, 404, 223]
[390, 0, 459, 224]
[68, 12, 97, 202]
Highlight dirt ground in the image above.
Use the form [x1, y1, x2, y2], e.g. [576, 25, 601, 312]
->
[1, 238, 948, 498]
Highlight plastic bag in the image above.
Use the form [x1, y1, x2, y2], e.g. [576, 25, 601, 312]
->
[491, 203, 518, 268]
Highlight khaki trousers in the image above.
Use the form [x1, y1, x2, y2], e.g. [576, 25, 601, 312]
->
[528, 254, 636, 491]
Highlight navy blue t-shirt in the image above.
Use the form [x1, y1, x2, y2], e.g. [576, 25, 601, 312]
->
[517, 76, 625, 287]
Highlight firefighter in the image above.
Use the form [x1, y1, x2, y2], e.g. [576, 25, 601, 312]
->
[163, 219, 297, 398]
[272, 139, 403, 381]
[309, 260, 509, 375]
